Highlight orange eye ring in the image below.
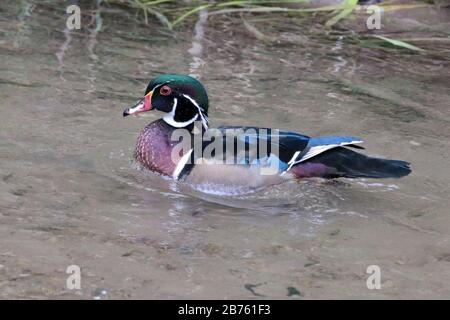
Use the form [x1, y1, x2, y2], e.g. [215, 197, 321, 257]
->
[160, 85, 172, 96]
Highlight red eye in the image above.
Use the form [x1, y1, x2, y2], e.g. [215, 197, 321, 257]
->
[160, 85, 172, 96]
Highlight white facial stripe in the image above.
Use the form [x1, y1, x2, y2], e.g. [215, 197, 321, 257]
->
[182, 94, 208, 130]
[163, 98, 199, 127]
[151, 83, 164, 92]
[182, 94, 204, 111]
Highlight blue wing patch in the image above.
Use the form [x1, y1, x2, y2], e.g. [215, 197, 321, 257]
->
[309, 136, 363, 147]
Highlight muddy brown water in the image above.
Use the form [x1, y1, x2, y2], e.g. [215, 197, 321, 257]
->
[0, 1, 449, 299]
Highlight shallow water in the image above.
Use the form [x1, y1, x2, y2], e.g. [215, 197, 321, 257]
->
[0, 1, 450, 299]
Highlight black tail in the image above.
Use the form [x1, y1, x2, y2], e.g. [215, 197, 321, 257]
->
[311, 147, 411, 179]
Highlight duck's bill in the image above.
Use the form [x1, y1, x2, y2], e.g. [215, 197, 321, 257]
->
[123, 91, 153, 117]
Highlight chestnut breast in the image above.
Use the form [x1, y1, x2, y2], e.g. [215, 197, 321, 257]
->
[134, 119, 178, 176]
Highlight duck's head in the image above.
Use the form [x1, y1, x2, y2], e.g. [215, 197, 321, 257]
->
[123, 74, 209, 129]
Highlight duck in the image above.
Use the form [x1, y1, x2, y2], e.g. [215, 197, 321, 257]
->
[123, 74, 410, 192]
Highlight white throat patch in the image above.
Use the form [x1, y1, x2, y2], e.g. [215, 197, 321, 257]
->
[182, 94, 209, 130]
[162, 95, 209, 129]
[163, 98, 198, 128]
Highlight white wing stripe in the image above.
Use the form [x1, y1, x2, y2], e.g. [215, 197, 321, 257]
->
[285, 151, 301, 173]
[173, 149, 193, 180]
[286, 140, 363, 172]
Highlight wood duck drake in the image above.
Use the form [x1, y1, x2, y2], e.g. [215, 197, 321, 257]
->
[123, 74, 410, 192]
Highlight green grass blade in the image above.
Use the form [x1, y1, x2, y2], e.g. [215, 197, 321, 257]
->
[210, 4, 345, 16]
[130, 0, 173, 29]
[325, 0, 358, 27]
[215, 0, 309, 7]
[373, 35, 426, 52]
[135, 0, 172, 5]
[172, 4, 214, 28]
[147, 7, 172, 29]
